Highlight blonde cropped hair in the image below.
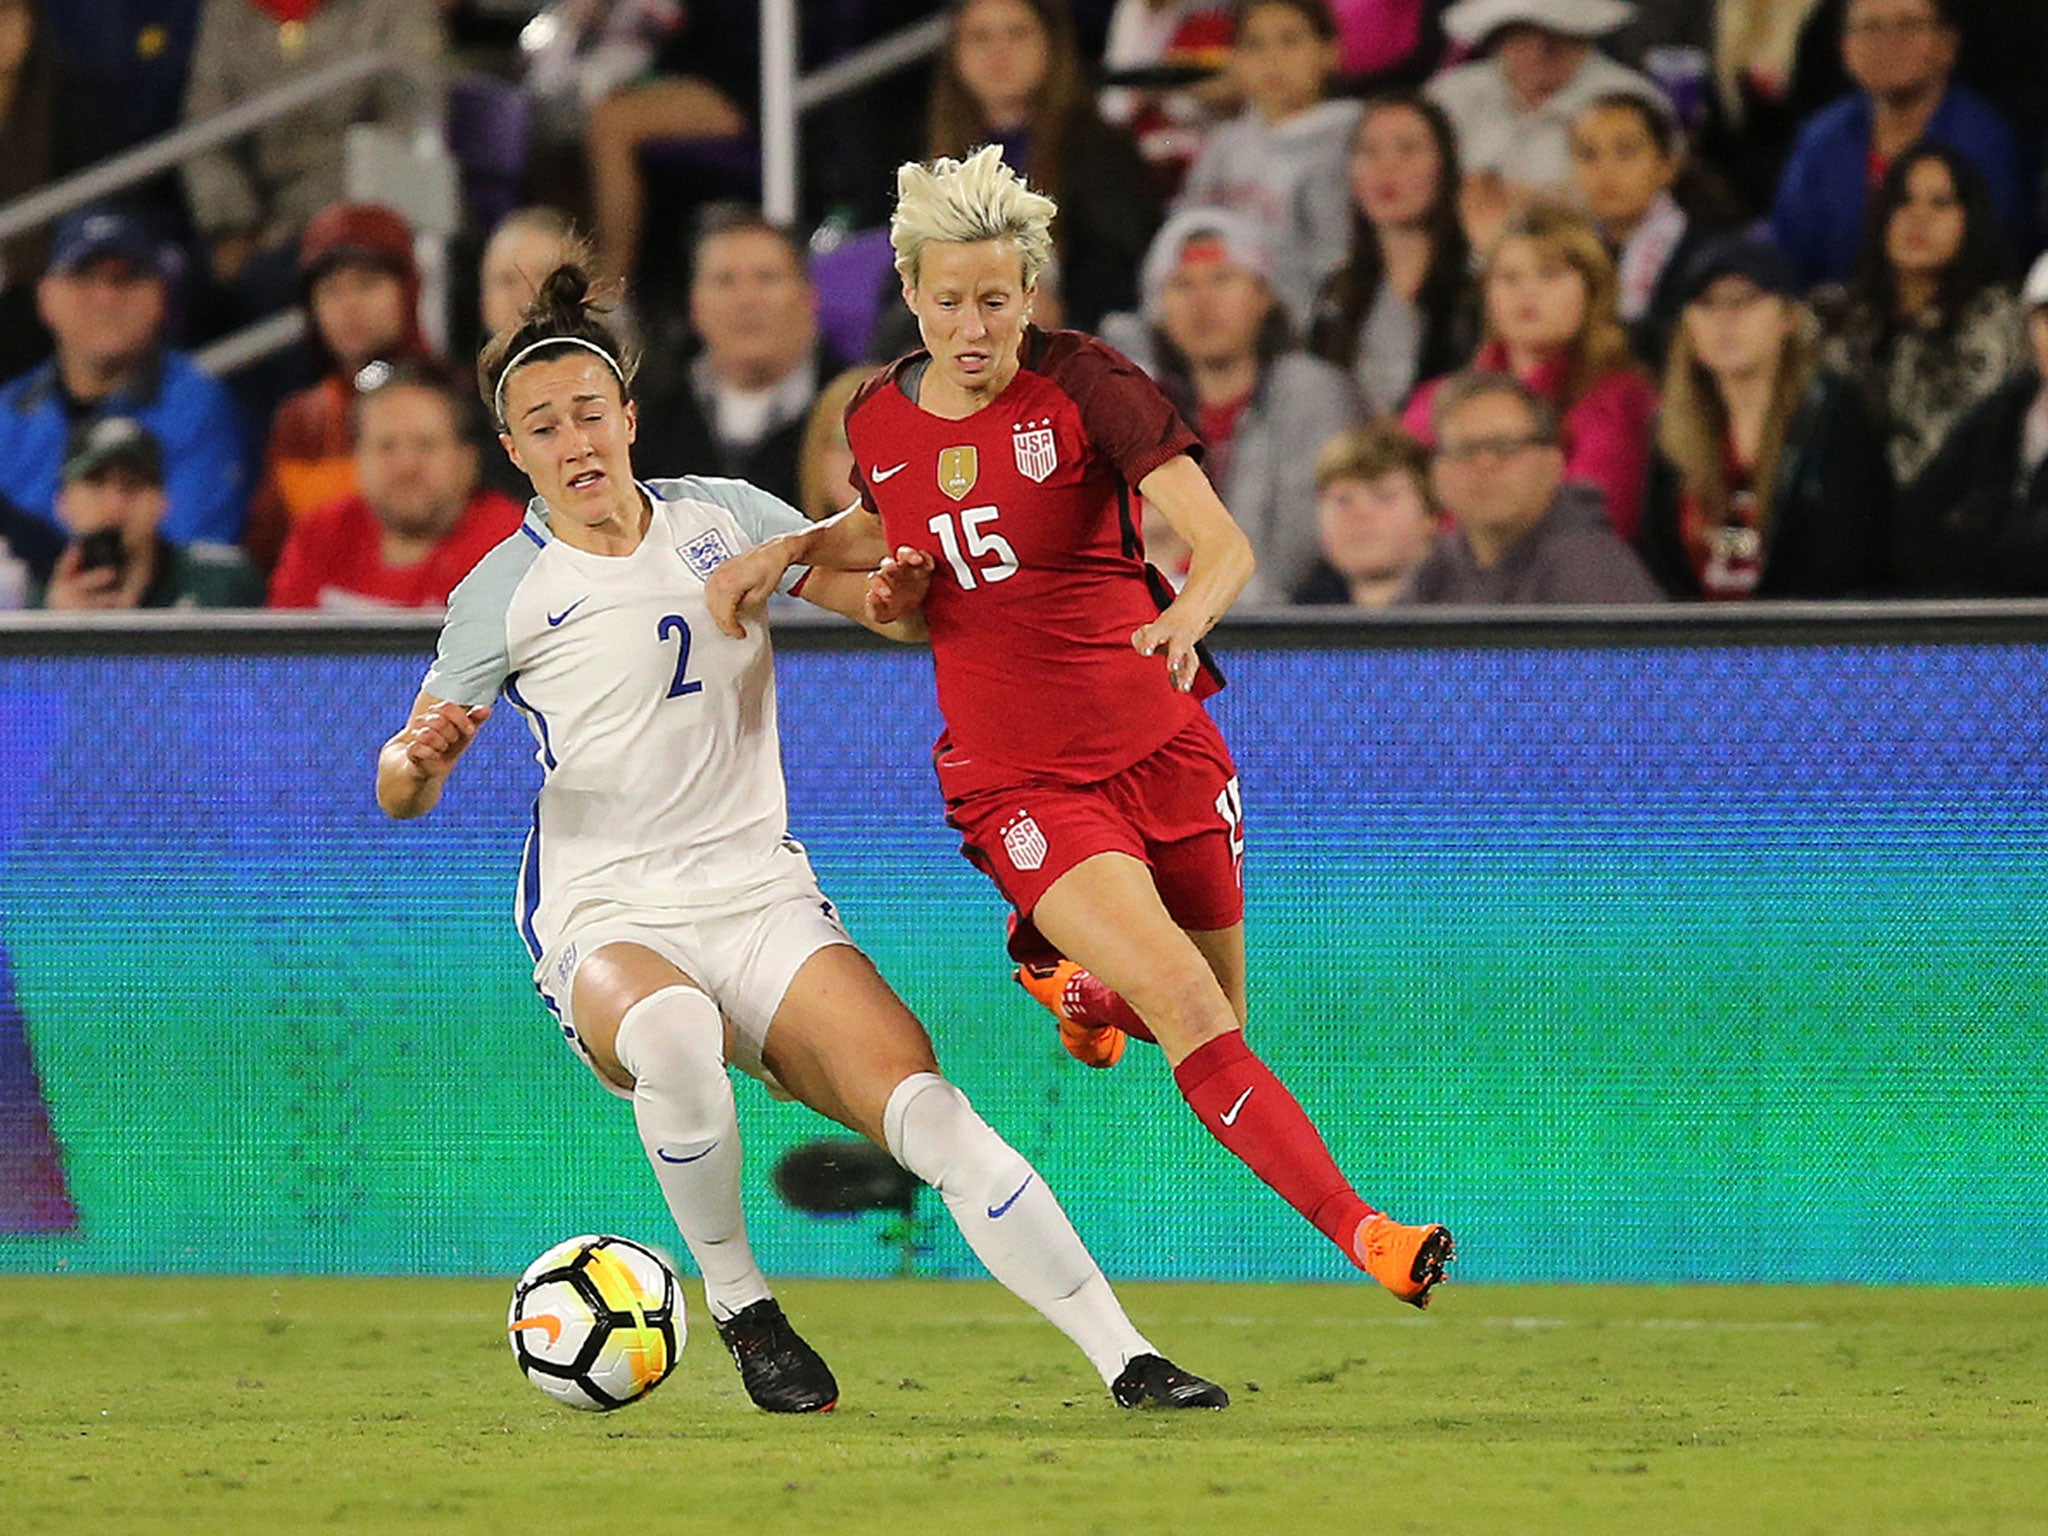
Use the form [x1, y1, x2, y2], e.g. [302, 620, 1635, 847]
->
[890, 144, 1058, 291]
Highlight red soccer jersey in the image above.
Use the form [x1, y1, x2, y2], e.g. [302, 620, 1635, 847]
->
[846, 326, 1216, 782]
[266, 488, 525, 611]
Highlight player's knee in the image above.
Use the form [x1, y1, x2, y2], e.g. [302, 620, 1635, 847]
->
[882, 1071, 964, 1178]
[614, 986, 727, 1109]
[882, 1071, 1026, 1198]
[1120, 959, 1235, 1044]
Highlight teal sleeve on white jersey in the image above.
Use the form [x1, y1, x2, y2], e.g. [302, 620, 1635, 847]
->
[653, 475, 813, 592]
[420, 531, 541, 705]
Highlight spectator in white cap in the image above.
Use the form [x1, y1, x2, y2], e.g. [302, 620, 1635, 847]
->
[1105, 205, 1362, 601]
[1425, 0, 1665, 251]
[1892, 249, 2048, 594]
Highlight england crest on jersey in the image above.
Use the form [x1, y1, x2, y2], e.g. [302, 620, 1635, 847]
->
[678, 527, 733, 579]
[1013, 419, 1057, 483]
[1000, 810, 1048, 871]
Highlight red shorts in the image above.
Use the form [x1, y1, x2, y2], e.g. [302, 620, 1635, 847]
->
[935, 712, 1246, 964]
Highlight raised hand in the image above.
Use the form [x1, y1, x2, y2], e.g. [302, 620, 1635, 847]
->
[1131, 605, 1208, 693]
[865, 546, 934, 626]
[401, 700, 491, 781]
[704, 538, 799, 638]
[44, 544, 146, 610]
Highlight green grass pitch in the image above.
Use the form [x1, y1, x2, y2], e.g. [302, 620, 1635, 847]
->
[3, 1277, 2044, 1535]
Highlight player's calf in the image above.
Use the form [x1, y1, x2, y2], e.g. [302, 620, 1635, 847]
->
[884, 1072, 1232, 1397]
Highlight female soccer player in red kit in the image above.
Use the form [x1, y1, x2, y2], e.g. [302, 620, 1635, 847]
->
[706, 145, 1452, 1305]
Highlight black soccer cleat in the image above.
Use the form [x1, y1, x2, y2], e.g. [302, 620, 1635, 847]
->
[1111, 1352, 1230, 1410]
[713, 1299, 839, 1413]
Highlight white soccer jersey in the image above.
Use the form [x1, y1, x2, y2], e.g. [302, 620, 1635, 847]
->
[421, 477, 813, 963]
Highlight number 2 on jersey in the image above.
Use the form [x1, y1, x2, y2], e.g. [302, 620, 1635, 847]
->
[928, 506, 1018, 590]
[656, 614, 703, 698]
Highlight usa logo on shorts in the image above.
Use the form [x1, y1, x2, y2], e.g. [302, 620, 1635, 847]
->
[1000, 810, 1048, 871]
[679, 528, 733, 579]
[1012, 420, 1057, 483]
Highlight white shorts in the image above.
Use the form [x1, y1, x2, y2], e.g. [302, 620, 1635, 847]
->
[533, 867, 854, 1099]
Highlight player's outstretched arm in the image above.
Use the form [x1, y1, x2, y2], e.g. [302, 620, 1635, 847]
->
[377, 691, 492, 819]
[705, 507, 892, 638]
[864, 546, 933, 635]
[796, 550, 932, 643]
[1130, 454, 1256, 692]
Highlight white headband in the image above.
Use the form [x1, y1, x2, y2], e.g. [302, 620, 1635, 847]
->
[493, 335, 625, 425]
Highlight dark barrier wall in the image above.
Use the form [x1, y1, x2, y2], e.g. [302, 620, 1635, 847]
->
[1, 610, 2044, 1282]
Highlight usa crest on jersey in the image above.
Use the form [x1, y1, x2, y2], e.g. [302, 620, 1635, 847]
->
[1012, 419, 1057, 483]
[1000, 810, 1048, 871]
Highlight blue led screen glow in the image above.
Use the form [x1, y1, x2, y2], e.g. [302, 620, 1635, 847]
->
[0, 628, 2042, 1282]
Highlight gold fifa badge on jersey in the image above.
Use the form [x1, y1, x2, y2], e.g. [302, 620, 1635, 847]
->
[1013, 419, 1057, 483]
[938, 445, 979, 500]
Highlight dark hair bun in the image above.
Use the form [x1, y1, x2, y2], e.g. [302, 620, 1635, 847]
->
[533, 264, 591, 328]
[478, 255, 637, 422]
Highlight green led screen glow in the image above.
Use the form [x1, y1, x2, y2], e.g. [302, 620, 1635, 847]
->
[0, 631, 2042, 1282]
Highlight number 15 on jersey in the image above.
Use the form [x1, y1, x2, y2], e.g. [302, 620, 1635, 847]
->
[928, 506, 1018, 591]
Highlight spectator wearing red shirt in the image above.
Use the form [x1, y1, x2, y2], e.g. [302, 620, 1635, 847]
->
[1406, 199, 1657, 540]
[268, 360, 522, 610]
[243, 200, 434, 572]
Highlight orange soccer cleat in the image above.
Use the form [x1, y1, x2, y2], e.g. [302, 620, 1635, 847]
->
[1354, 1215, 1456, 1308]
[1015, 960, 1127, 1069]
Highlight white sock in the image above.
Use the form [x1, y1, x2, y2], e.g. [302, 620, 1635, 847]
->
[883, 1072, 1154, 1385]
[613, 985, 771, 1323]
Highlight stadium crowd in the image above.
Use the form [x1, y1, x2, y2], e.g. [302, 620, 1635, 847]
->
[4, 0, 2048, 611]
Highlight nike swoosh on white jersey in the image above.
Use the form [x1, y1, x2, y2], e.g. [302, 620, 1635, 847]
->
[1220, 1086, 1254, 1126]
[870, 462, 908, 482]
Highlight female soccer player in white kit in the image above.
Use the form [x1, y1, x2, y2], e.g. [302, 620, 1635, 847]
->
[374, 266, 1226, 1414]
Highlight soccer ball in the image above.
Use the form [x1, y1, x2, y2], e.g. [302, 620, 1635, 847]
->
[508, 1234, 684, 1411]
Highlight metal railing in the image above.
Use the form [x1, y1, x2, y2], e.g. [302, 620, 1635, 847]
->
[0, 11, 949, 370]
[759, 4, 949, 225]
[0, 53, 418, 242]
[0, 51, 446, 370]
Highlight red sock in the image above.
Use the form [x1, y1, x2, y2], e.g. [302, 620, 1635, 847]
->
[1172, 1031, 1377, 1254]
[1069, 971, 1157, 1044]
